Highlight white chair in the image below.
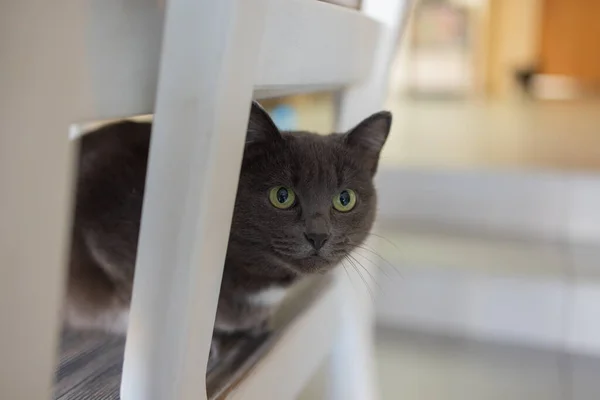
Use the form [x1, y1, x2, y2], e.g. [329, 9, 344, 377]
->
[0, 1, 407, 399]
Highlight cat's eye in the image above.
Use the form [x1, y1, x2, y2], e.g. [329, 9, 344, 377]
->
[269, 186, 296, 209]
[332, 189, 357, 212]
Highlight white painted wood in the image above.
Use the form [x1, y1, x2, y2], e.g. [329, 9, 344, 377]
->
[83, 0, 164, 121]
[120, 1, 267, 399]
[226, 279, 343, 400]
[326, 267, 381, 400]
[320, 0, 362, 9]
[2, 1, 392, 399]
[254, 0, 378, 90]
[336, 0, 410, 128]
[0, 2, 97, 399]
[73, 0, 380, 120]
[329, 1, 410, 399]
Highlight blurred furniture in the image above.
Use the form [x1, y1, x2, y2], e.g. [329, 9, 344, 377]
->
[539, 0, 600, 87]
[0, 0, 407, 399]
[529, 0, 600, 100]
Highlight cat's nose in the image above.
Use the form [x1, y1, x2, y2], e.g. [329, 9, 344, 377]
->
[304, 232, 329, 251]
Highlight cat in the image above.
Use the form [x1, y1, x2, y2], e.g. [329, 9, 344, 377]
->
[64, 101, 391, 364]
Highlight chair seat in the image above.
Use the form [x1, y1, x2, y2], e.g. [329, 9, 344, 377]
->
[54, 329, 272, 400]
[54, 331, 123, 400]
[54, 274, 339, 400]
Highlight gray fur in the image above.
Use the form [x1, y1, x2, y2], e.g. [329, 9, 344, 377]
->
[65, 101, 391, 364]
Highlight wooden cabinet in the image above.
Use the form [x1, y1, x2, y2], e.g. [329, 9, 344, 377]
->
[540, 0, 600, 85]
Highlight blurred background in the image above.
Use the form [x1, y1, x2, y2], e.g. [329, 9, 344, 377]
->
[284, 0, 600, 398]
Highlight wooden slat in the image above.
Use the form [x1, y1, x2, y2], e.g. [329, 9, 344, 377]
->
[77, 0, 380, 121]
[254, 0, 379, 89]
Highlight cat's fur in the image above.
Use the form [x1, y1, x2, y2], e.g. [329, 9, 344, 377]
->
[65, 101, 391, 346]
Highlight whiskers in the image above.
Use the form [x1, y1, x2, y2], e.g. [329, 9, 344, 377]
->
[335, 231, 403, 302]
[347, 231, 403, 277]
[341, 253, 377, 302]
[268, 231, 402, 300]
[349, 242, 402, 278]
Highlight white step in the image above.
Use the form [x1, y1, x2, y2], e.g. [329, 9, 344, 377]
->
[376, 167, 600, 244]
[371, 226, 600, 356]
[373, 167, 600, 354]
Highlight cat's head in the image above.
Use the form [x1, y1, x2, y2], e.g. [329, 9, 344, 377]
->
[231, 101, 391, 276]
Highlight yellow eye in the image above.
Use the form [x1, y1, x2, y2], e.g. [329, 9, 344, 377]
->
[269, 186, 296, 209]
[332, 189, 357, 212]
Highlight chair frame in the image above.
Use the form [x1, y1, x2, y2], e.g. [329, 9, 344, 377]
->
[0, 1, 408, 399]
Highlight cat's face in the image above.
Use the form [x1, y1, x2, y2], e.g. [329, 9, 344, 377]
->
[230, 102, 391, 276]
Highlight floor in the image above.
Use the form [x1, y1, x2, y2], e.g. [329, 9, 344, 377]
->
[380, 98, 600, 172]
[298, 326, 600, 400]
[375, 328, 600, 400]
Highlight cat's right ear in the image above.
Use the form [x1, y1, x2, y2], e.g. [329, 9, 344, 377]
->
[246, 101, 282, 145]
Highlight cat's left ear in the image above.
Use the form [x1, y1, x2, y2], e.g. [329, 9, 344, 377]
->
[344, 111, 392, 172]
[246, 101, 283, 145]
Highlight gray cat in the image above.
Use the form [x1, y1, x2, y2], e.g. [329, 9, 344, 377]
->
[65, 101, 391, 363]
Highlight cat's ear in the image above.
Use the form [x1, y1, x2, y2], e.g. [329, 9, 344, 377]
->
[246, 101, 282, 145]
[344, 111, 392, 172]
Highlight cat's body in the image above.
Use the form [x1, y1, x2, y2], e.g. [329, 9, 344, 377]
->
[65, 103, 391, 354]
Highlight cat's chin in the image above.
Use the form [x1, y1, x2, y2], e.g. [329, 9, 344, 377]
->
[271, 249, 338, 275]
[290, 254, 337, 275]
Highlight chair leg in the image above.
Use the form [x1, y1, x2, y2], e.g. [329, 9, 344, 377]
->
[329, 0, 408, 391]
[119, 1, 267, 399]
[326, 276, 380, 400]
